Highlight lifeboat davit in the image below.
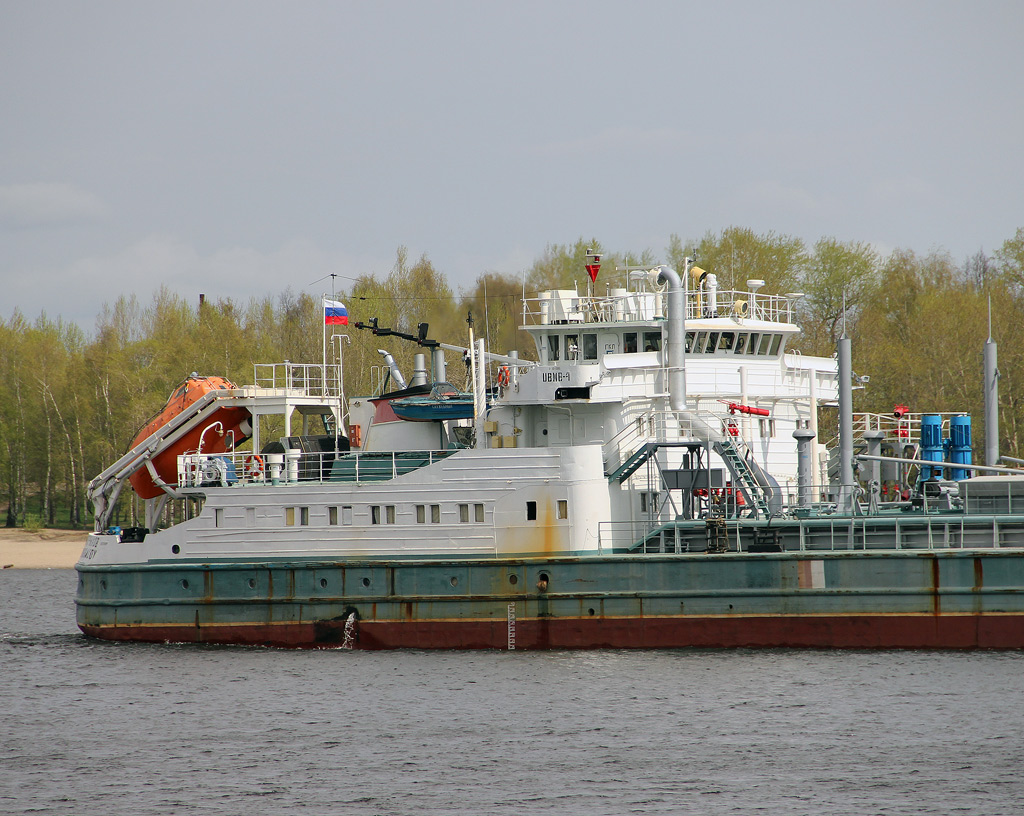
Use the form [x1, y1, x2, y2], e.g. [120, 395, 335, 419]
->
[128, 375, 253, 499]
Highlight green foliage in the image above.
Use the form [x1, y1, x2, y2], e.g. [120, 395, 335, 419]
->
[690, 226, 808, 294]
[798, 237, 881, 355]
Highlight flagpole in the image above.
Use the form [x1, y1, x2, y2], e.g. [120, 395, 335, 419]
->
[321, 294, 327, 401]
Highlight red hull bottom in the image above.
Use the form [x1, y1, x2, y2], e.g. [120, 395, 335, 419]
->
[79, 613, 1024, 650]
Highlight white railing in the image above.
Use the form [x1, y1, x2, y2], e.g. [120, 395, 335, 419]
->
[598, 513, 1024, 554]
[177, 449, 453, 489]
[522, 287, 800, 328]
[251, 362, 343, 399]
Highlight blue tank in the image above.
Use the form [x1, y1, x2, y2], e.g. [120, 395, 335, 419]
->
[920, 414, 944, 481]
[949, 415, 973, 480]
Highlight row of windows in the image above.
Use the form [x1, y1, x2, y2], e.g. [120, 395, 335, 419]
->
[547, 331, 663, 361]
[686, 331, 783, 356]
[283, 503, 489, 526]
[541, 329, 783, 361]
[215, 501, 569, 528]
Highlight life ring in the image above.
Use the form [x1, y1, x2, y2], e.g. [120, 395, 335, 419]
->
[244, 454, 264, 478]
[497, 366, 510, 387]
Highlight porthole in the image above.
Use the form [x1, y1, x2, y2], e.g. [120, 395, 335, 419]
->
[99, 580, 107, 591]
[181, 579, 190, 590]
[320, 578, 328, 589]
[248, 578, 256, 589]
[509, 574, 519, 585]
[588, 608, 596, 616]
[449, 576, 459, 587]
[361, 577, 371, 587]
[171, 544, 180, 554]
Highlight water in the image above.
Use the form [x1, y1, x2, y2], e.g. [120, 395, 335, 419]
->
[3, 570, 1024, 815]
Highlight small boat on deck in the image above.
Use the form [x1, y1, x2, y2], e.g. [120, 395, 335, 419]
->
[390, 383, 475, 422]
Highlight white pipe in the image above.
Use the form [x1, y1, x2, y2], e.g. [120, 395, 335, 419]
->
[655, 264, 685, 411]
[377, 350, 407, 390]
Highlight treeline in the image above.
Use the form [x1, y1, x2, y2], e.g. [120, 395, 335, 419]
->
[3, 228, 1024, 529]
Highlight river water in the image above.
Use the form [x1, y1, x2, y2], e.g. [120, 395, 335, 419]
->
[3, 569, 1024, 815]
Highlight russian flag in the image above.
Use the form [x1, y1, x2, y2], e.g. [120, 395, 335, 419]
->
[324, 299, 348, 325]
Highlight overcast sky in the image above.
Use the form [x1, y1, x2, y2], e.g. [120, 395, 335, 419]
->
[3, 1, 1022, 333]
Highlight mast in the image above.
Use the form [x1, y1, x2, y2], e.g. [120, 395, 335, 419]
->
[985, 297, 1000, 468]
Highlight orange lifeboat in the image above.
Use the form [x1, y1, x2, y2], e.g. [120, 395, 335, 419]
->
[128, 375, 253, 499]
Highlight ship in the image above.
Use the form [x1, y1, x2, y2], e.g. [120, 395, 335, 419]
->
[75, 259, 1024, 649]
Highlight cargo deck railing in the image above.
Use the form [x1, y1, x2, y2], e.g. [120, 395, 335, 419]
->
[599, 512, 1024, 554]
[177, 449, 457, 488]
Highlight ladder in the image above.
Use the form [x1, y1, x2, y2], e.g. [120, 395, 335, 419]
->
[713, 438, 771, 518]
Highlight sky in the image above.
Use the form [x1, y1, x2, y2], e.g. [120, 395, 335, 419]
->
[2, 1, 1023, 334]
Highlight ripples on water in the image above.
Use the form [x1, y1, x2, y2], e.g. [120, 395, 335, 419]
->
[3, 569, 1024, 815]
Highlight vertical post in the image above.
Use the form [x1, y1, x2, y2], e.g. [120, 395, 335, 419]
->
[793, 427, 816, 508]
[808, 369, 820, 492]
[984, 302, 999, 467]
[739, 366, 750, 440]
[475, 338, 487, 448]
[838, 333, 856, 514]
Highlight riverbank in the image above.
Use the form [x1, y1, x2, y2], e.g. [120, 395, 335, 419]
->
[0, 528, 87, 569]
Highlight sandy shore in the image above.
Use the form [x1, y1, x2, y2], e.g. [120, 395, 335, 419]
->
[0, 528, 89, 569]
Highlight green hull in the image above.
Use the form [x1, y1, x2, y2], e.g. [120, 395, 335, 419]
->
[76, 546, 1024, 649]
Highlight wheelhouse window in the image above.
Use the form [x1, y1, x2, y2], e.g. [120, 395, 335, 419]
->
[746, 333, 759, 354]
[719, 332, 735, 351]
[582, 334, 597, 361]
[565, 335, 579, 360]
[769, 334, 783, 355]
[706, 332, 719, 353]
[734, 334, 748, 354]
[624, 332, 638, 353]
[643, 331, 661, 352]
[547, 334, 560, 361]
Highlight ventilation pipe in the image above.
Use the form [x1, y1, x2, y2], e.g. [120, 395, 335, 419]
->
[655, 265, 686, 411]
[793, 427, 817, 508]
[377, 350, 407, 390]
[410, 353, 429, 387]
[432, 347, 447, 385]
